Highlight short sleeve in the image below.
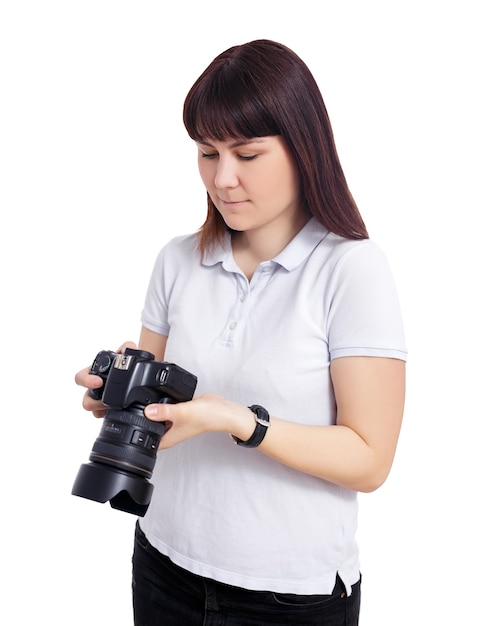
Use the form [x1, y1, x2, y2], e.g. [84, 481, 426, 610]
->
[140, 245, 171, 336]
[326, 240, 407, 361]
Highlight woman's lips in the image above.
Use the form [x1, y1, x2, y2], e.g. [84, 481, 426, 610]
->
[219, 197, 249, 208]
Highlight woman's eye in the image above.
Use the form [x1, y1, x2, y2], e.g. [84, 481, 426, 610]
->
[199, 151, 258, 161]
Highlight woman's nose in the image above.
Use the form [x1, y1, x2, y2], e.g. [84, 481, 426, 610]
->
[214, 156, 239, 189]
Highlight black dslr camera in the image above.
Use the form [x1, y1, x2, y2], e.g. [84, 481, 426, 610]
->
[72, 348, 197, 516]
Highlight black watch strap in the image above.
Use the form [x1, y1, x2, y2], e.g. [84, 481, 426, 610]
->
[232, 405, 270, 448]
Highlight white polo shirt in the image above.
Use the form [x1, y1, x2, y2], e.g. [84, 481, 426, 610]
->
[139, 217, 407, 595]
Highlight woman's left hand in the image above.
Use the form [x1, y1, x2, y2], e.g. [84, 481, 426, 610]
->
[144, 393, 255, 449]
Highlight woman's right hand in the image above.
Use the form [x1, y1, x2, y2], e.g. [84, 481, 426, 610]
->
[74, 366, 107, 418]
[74, 341, 137, 418]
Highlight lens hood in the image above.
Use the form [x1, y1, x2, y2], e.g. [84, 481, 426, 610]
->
[72, 462, 153, 516]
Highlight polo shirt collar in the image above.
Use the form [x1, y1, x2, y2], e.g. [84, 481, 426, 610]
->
[202, 218, 328, 272]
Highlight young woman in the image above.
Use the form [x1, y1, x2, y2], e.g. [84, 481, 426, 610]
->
[76, 39, 406, 625]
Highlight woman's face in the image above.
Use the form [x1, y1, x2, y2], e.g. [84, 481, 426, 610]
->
[196, 136, 301, 235]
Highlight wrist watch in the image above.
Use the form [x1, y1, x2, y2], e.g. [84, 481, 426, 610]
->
[231, 405, 270, 448]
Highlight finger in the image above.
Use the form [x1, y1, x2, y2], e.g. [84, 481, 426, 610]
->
[144, 402, 174, 422]
[74, 368, 104, 390]
[81, 387, 107, 411]
[117, 341, 137, 353]
[74, 366, 91, 386]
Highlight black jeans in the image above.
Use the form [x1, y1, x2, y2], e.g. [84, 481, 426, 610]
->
[132, 523, 361, 625]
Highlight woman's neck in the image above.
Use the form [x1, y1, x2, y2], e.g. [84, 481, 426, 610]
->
[232, 214, 309, 280]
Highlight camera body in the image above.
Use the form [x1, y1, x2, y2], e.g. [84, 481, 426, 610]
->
[72, 348, 197, 516]
[89, 348, 197, 406]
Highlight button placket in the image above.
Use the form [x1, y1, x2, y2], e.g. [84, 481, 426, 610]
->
[218, 263, 278, 346]
[249, 262, 274, 295]
[219, 275, 250, 345]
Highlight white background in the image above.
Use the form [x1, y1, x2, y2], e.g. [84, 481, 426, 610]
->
[1, 1, 479, 624]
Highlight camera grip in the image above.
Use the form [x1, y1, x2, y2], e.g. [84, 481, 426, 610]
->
[88, 387, 104, 401]
[88, 349, 117, 402]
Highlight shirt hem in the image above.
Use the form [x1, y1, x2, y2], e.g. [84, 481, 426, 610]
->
[139, 526, 359, 595]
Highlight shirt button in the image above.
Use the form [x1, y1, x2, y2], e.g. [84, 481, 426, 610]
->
[229, 322, 238, 330]
[240, 295, 246, 303]
[262, 266, 271, 273]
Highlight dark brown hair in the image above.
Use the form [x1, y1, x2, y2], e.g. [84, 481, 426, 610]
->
[183, 39, 368, 254]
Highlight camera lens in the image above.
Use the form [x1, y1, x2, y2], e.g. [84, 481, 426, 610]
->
[90, 408, 167, 476]
[72, 408, 167, 516]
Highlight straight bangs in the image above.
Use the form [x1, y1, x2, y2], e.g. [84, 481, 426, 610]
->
[183, 70, 280, 143]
